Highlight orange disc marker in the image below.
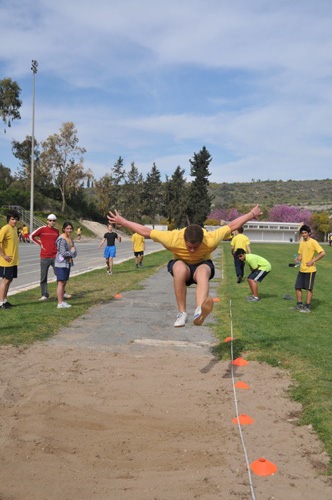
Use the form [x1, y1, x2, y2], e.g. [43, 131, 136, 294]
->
[250, 458, 278, 476]
[114, 293, 122, 299]
[213, 297, 220, 302]
[232, 357, 248, 366]
[224, 336, 234, 343]
[235, 381, 250, 389]
[232, 414, 254, 425]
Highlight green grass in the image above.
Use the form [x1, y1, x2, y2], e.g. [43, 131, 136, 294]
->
[213, 242, 332, 471]
[1, 250, 170, 345]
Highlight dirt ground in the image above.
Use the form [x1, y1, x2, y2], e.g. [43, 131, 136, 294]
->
[0, 342, 331, 500]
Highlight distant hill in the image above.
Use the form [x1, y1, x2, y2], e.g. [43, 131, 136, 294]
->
[209, 179, 332, 212]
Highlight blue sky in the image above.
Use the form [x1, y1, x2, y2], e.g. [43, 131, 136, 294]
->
[1, 0, 332, 184]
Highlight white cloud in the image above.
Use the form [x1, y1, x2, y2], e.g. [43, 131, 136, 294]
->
[1, 0, 332, 184]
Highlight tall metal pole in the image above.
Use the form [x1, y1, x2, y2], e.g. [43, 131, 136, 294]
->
[30, 60, 38, 234]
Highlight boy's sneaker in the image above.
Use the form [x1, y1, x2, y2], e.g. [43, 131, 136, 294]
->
[63, 293, 72, 299]
[2, 302, 13, 308]
[300, 306, 311, 313]
[174, 312, 188, 327]
[57, 302, 72, 309]
[292, 304, 304, 310]
[246, 296, 260, 302]
[39, 296, 48, 301]
[107, 270, 112, 275]
[1, 302, 12, 309]
[193, 297, 214, 326]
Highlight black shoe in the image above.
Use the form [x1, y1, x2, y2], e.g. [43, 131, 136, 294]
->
[1, 302, 12, 309]
[237, 277, 242, 283]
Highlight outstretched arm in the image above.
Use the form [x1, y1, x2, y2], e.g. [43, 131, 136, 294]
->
[227, 205, 263, 232]
[108, 210, 152, 238]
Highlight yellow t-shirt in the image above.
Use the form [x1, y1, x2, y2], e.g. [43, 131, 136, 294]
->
[298, 238, 324, 273]
[0, 224, 19, 267]
[231, 233, 250, 252]
[131, 233, 145, 252]
[150, 226, 231, 264]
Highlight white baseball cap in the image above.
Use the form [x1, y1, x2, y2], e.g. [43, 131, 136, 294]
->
[47, 214, 57, 221]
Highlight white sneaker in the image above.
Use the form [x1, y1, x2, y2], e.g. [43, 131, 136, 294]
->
[174, 312, 188, 327]
[39, 296, 48, 301]
[193, 297, 214, 326]
[63, 293, 72, 299]
[57, 302, 72, 309]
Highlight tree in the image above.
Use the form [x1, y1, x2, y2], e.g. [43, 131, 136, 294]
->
[0, 163, 13, 191]
[12, 136, 39, 180]
[0, 78, 22, 132]
[123, 162, 144, 221]
[269, 205, 312, 225]
[93, 174, 113, 218]
[310, 211, 331, 241]
[110, 156, 126, 212]
[143, 163, 163, 226]
[40, 122, 91, 213]
[187, 146, 213, 225]
[164, 166, 188, 228]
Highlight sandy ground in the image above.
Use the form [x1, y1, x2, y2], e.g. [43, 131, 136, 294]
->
[0, 344, 331, 500]
[0, 252, 331, 499]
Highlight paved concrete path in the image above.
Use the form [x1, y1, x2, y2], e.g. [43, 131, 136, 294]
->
[47, 253, 221, 353]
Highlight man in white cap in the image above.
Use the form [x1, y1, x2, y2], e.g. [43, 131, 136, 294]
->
[30, 214, 71, 301]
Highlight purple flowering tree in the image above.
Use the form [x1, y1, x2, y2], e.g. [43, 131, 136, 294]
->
[268, 205, 312, 224]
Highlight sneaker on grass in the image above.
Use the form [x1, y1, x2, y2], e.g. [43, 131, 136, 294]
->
[63, 293, 72, 299]
[57, 302, 72, 309]
[299, 306, 311, 313]
[246, 296, 260, 302]
[0, 302, 13, 309]
[39, 296, 48, 301]
[193, 297, 214, 326]
[291, 304, 304, 310]
[174, 312, 188, 328]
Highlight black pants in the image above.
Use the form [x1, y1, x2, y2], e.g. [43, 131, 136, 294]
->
[234, 255, 244, 278]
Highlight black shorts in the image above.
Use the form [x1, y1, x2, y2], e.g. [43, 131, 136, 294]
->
[167, 259, 215, 286]
[247, 269, 270, 282]
[295, 271, 316, 291]
[134, 251, 144, 257]
[0, 266, 18, 280]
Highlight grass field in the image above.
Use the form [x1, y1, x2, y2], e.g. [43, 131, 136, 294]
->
[1, 242, 331, 470]
[213, 242, 332, 471]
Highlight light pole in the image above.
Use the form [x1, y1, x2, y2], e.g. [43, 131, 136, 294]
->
[30, 59, 38, 234]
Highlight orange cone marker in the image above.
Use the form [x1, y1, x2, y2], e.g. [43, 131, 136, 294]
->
[224, 336, 234, 343]
[232, 357, 248, 366]
[114, 293, 122, 299]
[235, 381, 250, 389]
[250, 458, 278, 476]
[213, 297, 220, 302]
[232, 414, 254, 425]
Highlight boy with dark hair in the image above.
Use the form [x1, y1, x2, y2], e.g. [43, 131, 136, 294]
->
[108, 205, 263, 327]
[231, 226, 251, 283]
[235, 248, 271, 302]
[131, 232, 145, 268]
[0, 210, 20, 309]
[98, 224, 122, 274]
[293, 225, 326, 313]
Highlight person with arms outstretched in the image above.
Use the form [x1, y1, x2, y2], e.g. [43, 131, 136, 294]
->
[108, 205, 263, 327]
